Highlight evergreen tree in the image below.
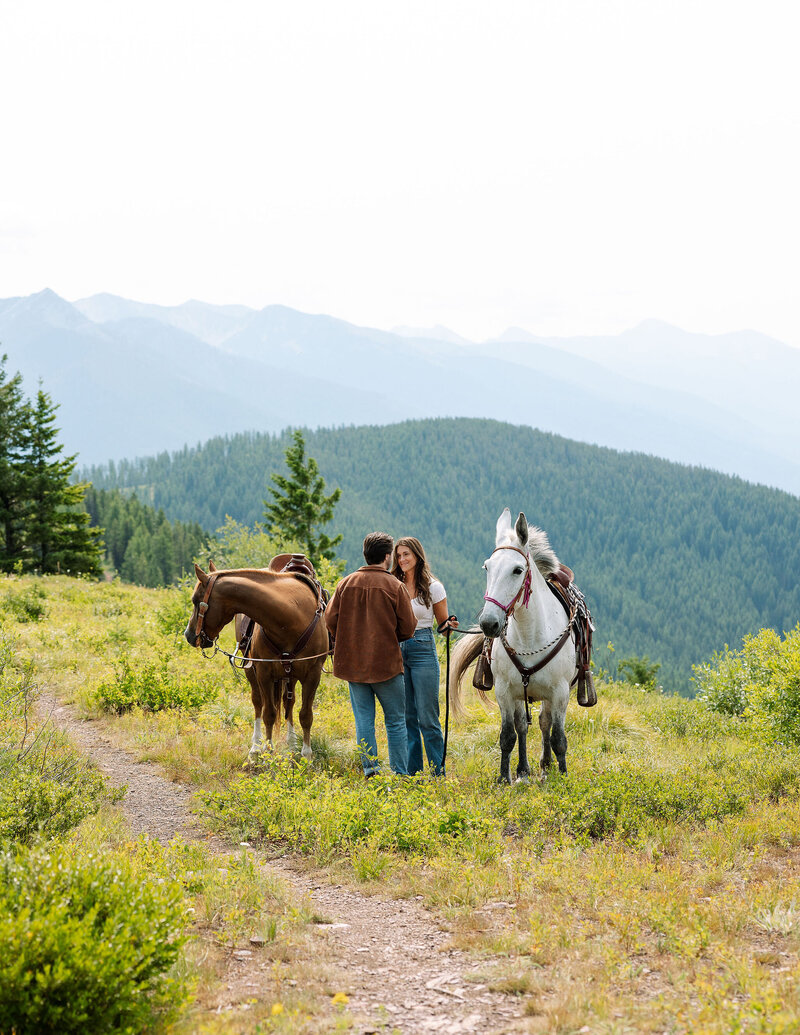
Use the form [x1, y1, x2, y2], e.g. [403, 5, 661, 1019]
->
[263, 430, 342, 569]
[0, 355, 30, 571]
[24, 385, 103, 576]
[83, 486, 207, 586]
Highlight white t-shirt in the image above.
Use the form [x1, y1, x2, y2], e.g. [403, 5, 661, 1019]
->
[410, 579, 447, 629]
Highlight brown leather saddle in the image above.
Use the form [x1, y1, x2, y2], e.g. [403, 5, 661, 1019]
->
[545, 565, 596, 707]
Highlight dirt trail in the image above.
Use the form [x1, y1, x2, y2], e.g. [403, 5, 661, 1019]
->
[40, 693, 525, 1034]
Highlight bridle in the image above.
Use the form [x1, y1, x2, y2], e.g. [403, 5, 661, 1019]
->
[482, 545, 533, 617]
[193, 572, 219, 649]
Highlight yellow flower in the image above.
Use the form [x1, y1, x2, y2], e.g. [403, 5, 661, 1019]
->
[271, 1002, 284, 1016]
[331, 992, 350, 1006]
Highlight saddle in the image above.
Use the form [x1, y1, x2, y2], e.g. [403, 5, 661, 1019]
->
[268, 553, 329, 603]
[545, 567, 596, 707]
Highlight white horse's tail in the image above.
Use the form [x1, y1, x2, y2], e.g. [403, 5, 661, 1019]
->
[449, 632, 493, 719]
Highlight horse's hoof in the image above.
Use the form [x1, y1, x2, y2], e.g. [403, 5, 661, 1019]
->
[515, 773, 530, 785]
[301, 745, 313, 760]
[497, 775, 512, 785]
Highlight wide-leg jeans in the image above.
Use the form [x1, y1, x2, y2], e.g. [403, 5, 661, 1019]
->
[401, 628, 444, 776]
[348, 673, 408, 776]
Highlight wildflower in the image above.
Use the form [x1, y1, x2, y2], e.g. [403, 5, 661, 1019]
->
[271, 1002, 284, 1015]
[331, 992, 349, 1006]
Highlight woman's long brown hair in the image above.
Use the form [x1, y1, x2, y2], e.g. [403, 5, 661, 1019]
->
[391, 536, 436, 607]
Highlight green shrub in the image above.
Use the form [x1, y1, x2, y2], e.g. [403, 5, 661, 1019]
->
[203, 757, 496, 858]
[154, 584, 193, 638]
[618, 654, 662, 692]
[0, 766, 108, 845]
[1, 637, 109, 844]
[0, 582, 47, 623]
[515, 757, 753, 842]
[94, 655, 218, 713]
[0, 842, 189, 1034]
[203, 741, 800, 859]
[695, 626, 800, 740]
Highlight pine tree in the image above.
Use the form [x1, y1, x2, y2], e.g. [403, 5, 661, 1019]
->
[0, 355, 30, 571]
[264, 430, 343, 569]
[24, 384, 103, 576]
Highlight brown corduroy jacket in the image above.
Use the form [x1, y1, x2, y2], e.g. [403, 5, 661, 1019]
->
[325, 565, 417, 683]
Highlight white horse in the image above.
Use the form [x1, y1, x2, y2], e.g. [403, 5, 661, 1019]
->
[450, 508, 578, 783]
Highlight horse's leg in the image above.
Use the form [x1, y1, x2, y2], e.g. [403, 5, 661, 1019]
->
[298, 668, 321, 760]
[539, 700, 553, 773]
[497, 687, 516, 784]
[284, 680, 299, 751]
[246, 670, 266, 760]
[259, 672, 279, 752]
[550, 686, 569, 775]
[514, 698, 530, 782]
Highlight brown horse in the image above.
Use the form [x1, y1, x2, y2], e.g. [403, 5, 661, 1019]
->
[184, 562, 329, 760]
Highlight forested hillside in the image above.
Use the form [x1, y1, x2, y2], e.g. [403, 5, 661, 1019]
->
[84, 487, 206, 586]
[85, 418, 800, 693]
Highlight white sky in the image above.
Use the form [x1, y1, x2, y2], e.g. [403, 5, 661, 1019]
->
[1, 0, 798, 344]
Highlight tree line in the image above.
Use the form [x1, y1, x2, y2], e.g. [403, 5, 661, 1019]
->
[83, 487, 207, 587]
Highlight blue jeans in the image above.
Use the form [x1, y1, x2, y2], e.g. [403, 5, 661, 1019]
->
[401, 628, 444, 776]
[348, 674, 408, 776]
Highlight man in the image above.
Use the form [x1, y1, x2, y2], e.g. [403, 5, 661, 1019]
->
[325, 531, 417, 777]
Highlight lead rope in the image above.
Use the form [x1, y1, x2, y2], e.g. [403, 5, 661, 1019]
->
[438, 617, 486, 774]
[438, 616, 456, 772]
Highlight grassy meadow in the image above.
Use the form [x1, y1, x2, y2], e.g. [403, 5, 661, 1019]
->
[3, 573, 800, 1033]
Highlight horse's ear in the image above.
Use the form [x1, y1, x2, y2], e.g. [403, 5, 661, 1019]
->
[194, 563, 209, 585]
[208, 560, 218, 572]
[515, 512, 529, 547]
[496, 508, 512, 541]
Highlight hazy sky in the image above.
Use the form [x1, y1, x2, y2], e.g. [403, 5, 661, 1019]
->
[1, 1, 798, 344]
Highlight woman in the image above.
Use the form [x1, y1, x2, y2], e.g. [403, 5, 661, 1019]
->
[392, 537, 457, 776]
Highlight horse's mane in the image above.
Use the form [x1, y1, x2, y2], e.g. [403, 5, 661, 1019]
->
[497, 526, 560, 578]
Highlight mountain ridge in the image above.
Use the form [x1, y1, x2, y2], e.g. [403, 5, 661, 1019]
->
[1, 288, 797, 494]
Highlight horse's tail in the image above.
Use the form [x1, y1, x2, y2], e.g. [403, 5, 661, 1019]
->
[449, 631, 487, 720]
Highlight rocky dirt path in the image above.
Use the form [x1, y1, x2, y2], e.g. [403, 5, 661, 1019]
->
[40, 692, 525, 1034]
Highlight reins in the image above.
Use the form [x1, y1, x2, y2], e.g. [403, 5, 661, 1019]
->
[203, 641, 334, 669]
[437, 620, 489, 772]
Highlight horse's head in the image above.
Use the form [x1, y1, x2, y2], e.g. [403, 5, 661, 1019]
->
[184, 561, 224, 648]
[478, 508, 531, 637]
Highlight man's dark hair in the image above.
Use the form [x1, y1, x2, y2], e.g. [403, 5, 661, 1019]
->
[363, 531, 393, 565]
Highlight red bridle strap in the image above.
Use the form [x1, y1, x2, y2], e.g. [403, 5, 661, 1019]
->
[483, 545, 532, 615]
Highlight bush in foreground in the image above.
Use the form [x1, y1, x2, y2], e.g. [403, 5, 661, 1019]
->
[94, 655, 218, 713]
[1, 638, 109, 843]
[202, 742, 800, 860]
[0, 843, 188, 1034]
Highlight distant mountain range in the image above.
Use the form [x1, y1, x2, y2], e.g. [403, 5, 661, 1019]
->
[1, 288, 798, 495]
